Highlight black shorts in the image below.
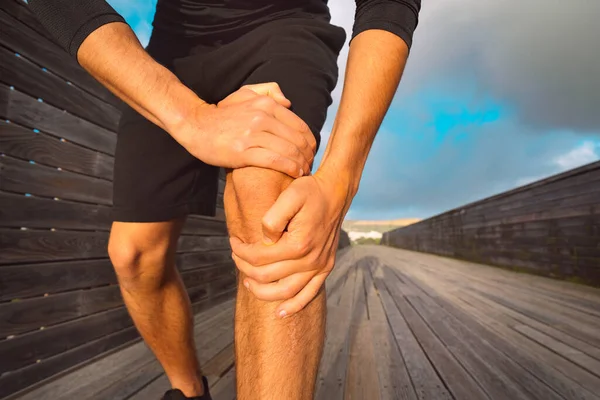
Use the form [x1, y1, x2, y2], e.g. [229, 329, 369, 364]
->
[112, 16, 346, 222]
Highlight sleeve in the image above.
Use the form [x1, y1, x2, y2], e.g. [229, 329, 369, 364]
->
[27, 0, 127, 59]
[351, 0, 421, 49]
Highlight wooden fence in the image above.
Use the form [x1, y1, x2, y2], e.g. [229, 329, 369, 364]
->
[0, 1, 235, 397]
[382, 161, 600, 286]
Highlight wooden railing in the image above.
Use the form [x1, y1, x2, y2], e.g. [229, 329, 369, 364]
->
[382, 161, 600, 286]
[0, 1, 235, 397]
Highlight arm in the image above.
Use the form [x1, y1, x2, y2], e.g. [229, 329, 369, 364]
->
[319, 29, 410, 200]
[26, 1, 316, 177]
[230, 0, 421, 317]
[27, 0, 185, 129]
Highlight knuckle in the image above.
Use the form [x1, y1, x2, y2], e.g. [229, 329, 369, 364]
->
[262, 217, 276, 232]
[245, 253, 259, 266]
[232, 137, 247, 152]
[255, 269, 270, 284]
[295, 240, 311, 256]
[250, 110, 268, 126]
[254, 95, 275, 109]
[280, 285, 295, 299]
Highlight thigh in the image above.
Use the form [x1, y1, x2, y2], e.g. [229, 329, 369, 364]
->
[224, 19, 346, 235]
[243, 18, 346, 150]
[113, 98, 220, 223]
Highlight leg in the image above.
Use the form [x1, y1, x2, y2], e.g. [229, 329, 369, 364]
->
[225, 167, 327, 400]
[108, 219, 206, 397]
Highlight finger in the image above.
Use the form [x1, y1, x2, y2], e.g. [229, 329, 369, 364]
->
[242, 83, 291, 107]
[244, 271, 313, 302]
[230, 236, 303, 266]
[257, 117, 313, 171]
[271, 105, 317, 157]
[241, 147, 302, 178]
[275, 272, 328, 318]
[249, 130, 311, 176]
[253, 96, 316, 160]
[261, 187, 304, 244]
[233, 252, 309, 284]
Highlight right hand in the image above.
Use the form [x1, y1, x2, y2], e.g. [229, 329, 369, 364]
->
[172, 82, 317, 178]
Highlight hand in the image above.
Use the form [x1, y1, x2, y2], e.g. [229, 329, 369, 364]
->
[171, 82, 316, 178]
[230, 170, 353, 318]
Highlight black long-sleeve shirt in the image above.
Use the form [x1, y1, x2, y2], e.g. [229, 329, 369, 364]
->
[28, 0, 420, 61]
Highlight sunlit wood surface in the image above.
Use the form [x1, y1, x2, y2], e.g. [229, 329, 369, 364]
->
[15, 245, 600, 400]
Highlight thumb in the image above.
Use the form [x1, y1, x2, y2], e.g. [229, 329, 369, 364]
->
[261, 186, 304, 245]
[243, 82, 291, 107]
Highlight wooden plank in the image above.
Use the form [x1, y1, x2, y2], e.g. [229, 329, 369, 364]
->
[202, 343, 235, 380]
[0, 326, 139, 399]
[369, 266, 489, 400]
[0, 5, 123, 108]
[344, 267, 380, 400]
[363, 262, 417, 400]
[451, 291, 600, 399]
[0, 228, 110, 264]
[0, 228, 229, 265]
[0, 285, 123, 337]
[403, 264, 600, 400]
[13, 299, 233, 400]
[0, 191, 113, 231]
[0, 258, 116, 301]
[373, 269, 452, 400]
[316, 265, 357, 399]
[0, 155, 112, 205]
[1, 0, 56, 39]
[178, 235, 230, 253]
[479, 290, 600, 349]
[514, 325, 600, 376]
[368, 259, 532, 400]
[209, 367, 236, 400]
[0, 191, 228, 235]
[87, 358, 162, 400]
[393, 268, 565, 400]
[0, 265, 233, 338]
[129, 303, 235, 400]
[177, 249, 232, 272]
[0, 43, 120, 131]
[0, 253, 232, 301]
[183, 216, 228, 236]
[0, 85, 116, 155]
[0, 120, 113, 180]
[0, 306, 131, 374]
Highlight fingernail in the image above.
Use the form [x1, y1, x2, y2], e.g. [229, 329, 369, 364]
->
[278, 309, 287, 318]
[244, 280, 250, 290]
[263, 236, 274, 245]
[299, 168, 304, 176]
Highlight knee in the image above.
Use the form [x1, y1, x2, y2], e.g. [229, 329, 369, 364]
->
[108, 233, 174, 288]
[225, 167, 293, 241]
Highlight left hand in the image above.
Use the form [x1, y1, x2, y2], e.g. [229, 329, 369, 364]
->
[230, 170, 352, 318]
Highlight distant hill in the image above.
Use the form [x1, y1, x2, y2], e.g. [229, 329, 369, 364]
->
[342, 218, 420, 234]
[342, 218, 420, 244]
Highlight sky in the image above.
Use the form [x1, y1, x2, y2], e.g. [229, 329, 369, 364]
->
[108, 0, 600, 221]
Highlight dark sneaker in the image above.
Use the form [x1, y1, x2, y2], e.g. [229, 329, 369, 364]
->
[161, 376, 212, 400]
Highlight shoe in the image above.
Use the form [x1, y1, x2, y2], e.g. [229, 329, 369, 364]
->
[161, 376, 212, 400]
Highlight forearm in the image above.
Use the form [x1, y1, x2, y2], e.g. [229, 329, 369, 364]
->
[318, 29, 409, 198]
[77, 22, 205, 135]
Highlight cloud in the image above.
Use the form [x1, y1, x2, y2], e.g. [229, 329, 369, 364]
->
[554, 141, 599, 171]
[348, 94, 598, 220]
[402, 0, 600, 133]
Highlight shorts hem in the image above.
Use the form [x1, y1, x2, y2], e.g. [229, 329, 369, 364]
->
[112, 200, 216, 223]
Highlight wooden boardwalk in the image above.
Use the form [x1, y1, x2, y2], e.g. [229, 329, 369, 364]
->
[14, 245, 600, 400]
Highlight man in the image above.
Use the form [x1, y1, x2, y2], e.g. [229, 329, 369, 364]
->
[28, 0, 420, 399]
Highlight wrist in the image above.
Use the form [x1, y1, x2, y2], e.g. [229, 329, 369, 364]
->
[316, 162, 361, 206]
[160, 82, 215, 146]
